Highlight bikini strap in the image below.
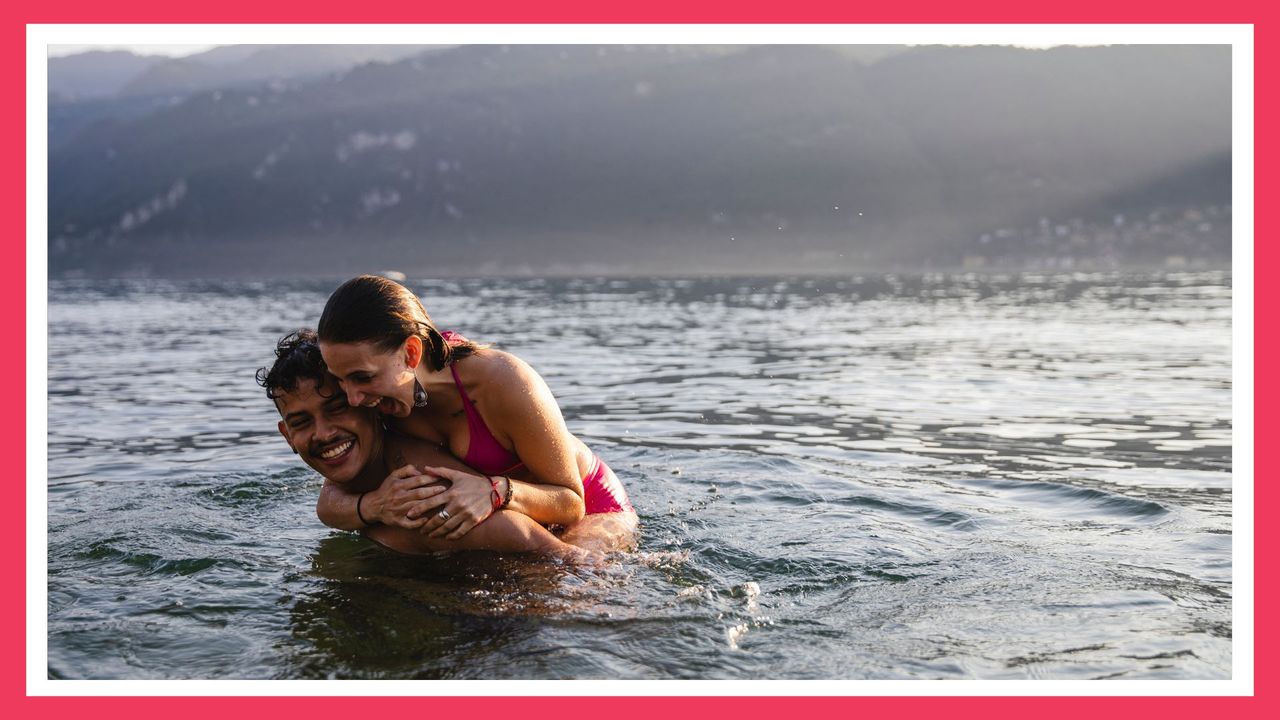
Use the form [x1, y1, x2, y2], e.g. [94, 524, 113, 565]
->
[446, 339, 525, 474]
[449, 362, 474, 406]
[449, 363, 487, 425]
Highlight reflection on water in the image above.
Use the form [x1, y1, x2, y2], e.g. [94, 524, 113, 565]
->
[47, 272, 1232, 678]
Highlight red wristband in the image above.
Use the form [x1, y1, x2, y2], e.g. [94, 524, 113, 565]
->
[488, 476, 503, 512]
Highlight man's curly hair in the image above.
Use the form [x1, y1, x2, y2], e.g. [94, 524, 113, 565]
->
[256, 329, 334, 400]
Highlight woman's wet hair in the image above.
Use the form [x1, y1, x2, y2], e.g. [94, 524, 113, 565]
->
[256, 329, 334, 399]
[317, 275, 480, 370]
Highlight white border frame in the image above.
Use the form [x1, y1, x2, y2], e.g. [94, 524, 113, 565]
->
[29, 23, 1255, 696]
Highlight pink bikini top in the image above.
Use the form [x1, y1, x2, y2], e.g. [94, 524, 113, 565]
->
[442, 331, 525, 476]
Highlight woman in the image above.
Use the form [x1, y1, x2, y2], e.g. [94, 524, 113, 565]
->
[314, 275, 637, 552]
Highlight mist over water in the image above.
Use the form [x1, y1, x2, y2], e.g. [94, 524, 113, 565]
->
[47, 272, 1231, 679]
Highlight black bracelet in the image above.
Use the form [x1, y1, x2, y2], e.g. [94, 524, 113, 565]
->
[501, 476, 514, 509]
[356, 492, 372, 527]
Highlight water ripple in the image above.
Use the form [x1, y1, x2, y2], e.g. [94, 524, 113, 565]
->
[47, 273, 1232, 678]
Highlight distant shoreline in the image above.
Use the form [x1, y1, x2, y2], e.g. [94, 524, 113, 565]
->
[48, 262, 1233, 283]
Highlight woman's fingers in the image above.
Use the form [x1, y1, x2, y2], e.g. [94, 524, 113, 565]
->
[416, 493, 456, 535]
[442, 516, 482, 541]
[404, 489, 450, 520]
[387, 474, 439, 494]
[384, 464, 419, 483]
[387, 479, 446, 508]
[373, 474, 446, 527]
[419, 501, 482, 537]
[427, 504, 488, 539]
[416, 483, 449, 499]
[394, 483, 447, 506]
[428, 509, 473, 539]
[409, 467, 492, 537]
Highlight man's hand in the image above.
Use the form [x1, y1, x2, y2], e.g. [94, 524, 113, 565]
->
[413, 466, 501, 540]
[366, 465, 450, 529]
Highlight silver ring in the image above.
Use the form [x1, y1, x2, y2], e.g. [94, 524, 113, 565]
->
[438, 509, 451, 521]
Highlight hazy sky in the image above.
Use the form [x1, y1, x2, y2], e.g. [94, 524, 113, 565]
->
[46, 42, 1076, 60]
[47, 44, 218, 58]
[46, 42, 1083, 60]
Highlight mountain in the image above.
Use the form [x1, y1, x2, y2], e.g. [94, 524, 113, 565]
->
[47, 45, 446, 148]
[48, 51, 169, 100]
[47, 44, 1232, 277]
[116, 45, 441, 98]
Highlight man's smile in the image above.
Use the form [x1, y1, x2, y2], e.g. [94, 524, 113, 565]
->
[314, 437, 356, 464]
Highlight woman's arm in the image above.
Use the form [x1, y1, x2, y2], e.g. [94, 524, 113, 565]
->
[315, 465, 444, 531]
[365, 510, 597, 563]
[416, 353, 588, 539]
[411, 468, 583, 538]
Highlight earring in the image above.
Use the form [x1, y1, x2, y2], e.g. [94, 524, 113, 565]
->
[413, 379, 429, 407]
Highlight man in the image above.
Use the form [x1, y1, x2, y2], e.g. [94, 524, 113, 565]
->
[258, 330, 592, 561]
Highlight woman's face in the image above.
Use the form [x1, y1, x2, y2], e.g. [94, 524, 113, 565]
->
[320, 339, 418, 418]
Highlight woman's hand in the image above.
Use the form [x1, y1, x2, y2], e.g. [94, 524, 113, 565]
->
[366, 464, 449, 529]
[413, 466, 501, 539]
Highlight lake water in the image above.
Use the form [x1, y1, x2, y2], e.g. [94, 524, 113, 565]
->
[46, 272, 1233, 679]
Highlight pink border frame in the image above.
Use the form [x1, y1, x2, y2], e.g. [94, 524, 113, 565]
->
[14, 1, 1270, 716]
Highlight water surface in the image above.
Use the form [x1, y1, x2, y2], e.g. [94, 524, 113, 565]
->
[47, 272, 1232, 679]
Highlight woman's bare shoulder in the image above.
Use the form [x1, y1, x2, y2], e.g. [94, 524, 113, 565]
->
[462, 349, 556, 424]
[467, 347, 540, 387]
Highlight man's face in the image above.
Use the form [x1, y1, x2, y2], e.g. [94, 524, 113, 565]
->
[275, 377, 380, 485]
